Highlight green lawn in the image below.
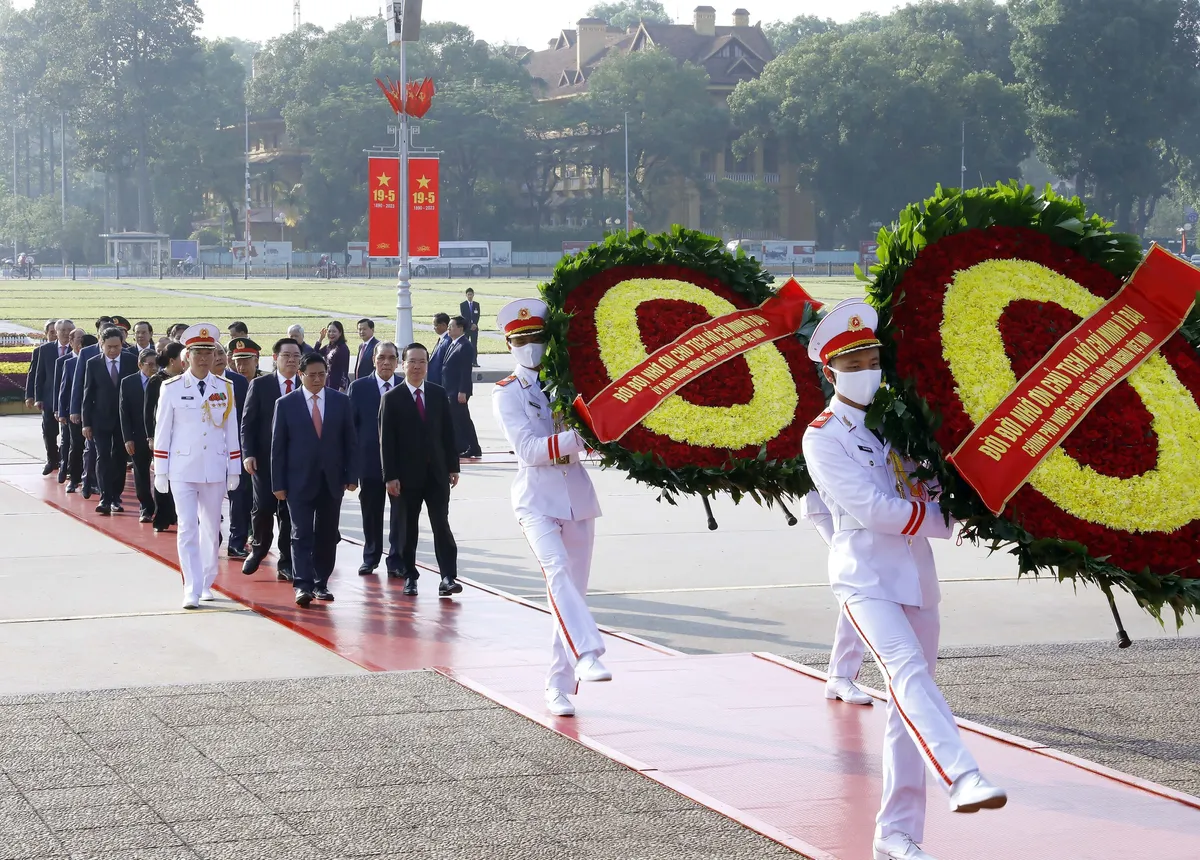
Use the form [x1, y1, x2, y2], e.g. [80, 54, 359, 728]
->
[0, 275, 866, 354]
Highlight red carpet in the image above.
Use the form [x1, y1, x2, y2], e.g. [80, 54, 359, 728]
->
[7, 463, 1198, 860]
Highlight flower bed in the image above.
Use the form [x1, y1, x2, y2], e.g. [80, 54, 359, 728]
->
[543, 227, 826, 505]
[867, 183, 1200, 622]
[0, 343, 33, 401]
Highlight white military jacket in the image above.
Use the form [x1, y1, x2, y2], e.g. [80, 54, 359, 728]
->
[153, 370, 241, 484]
[801, 398, 953, 608]
[492, 364, 601, 521]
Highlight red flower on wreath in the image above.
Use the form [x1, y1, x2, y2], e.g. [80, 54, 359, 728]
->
[891, 226, 1200, 576]
[563, 264, 825, 471]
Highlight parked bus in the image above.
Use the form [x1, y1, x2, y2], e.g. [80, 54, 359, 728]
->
[410, 241, 491, 277]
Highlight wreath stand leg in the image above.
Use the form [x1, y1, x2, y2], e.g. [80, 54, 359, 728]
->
[778, 499, 798, 527]
[1100, 581, 1133, 649]
[701, 495, 718, 531]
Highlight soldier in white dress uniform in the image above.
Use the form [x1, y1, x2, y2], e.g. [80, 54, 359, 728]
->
[492, 298, 611, 718]
[153, 323, 242, 609]
[801, 299, 1006, 860]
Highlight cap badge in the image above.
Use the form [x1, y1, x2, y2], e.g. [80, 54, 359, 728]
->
[200, 327, 210, 338]
[847, 315, 864, 332]
[517, 308, 531, 320]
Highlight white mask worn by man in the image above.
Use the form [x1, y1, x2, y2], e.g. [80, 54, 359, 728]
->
[512, 342, 546, 370]
[831, 367, 882, 407]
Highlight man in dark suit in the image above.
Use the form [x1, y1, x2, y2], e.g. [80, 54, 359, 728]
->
[111, 316, 138, 356]
[427, 313, 450, 386]
[119, 348, 158, 522]
[379, 342, 462, 597]
[224, 338, 258, 558]
[24, 319, 55, 410]
[348, 340, 403, 576]
[81, 326, 139, 514]
[56, 330, 90, 492]
[271, 352, 357, 607]
[30, 319, 72, 476]
[354, 318, 378, 380]
[241, 337, 302, 580]
[287, 324, 317, 356]
[443, 316, 482, 459]
[71, 316, 114, 499]
[459, 288, 481, 366]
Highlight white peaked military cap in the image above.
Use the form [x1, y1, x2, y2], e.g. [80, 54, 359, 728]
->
[806, 298, 882, 364]
[181, 322, 221, 349]
[497, 298, 548, 338]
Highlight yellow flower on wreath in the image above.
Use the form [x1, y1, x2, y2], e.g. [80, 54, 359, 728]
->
[941, 258, 1200, 533]
[593, 278, 799, 450]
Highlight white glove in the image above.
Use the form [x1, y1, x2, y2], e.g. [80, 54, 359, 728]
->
[154, 474, 169, 494]
[227, 475, 240, 493]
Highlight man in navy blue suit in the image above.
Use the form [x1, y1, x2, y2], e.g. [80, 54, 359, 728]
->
[81, 326, 139, 514]
[71, 316, 114, 498]
[348, 341, 402, 576]
[30, 319, 73, 476]
[443, 316, 481, 458]
[271, 352, 358, 607]
[427, 313, 450, 386]
[354, 318, 378, 380]
[56, 329, 89, 492]
[119, 348, 159, 522]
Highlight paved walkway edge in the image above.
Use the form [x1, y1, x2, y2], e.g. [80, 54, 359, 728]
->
[438, 665, 835, 860]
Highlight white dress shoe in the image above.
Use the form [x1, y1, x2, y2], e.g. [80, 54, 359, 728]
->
[574, 652, 612, 682]
[200, 590, 216, 601]
[825, 676, 874, 705]
[873, 832, 939, 860]
[949, 770, 1008, 813]
[181, 599, 200, 610]
[545, 689, 576, 717]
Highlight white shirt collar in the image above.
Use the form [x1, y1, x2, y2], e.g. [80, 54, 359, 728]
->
[304, 386, 325, 404]
[405, 380, 425, 397]
[277, 371, 297, 391]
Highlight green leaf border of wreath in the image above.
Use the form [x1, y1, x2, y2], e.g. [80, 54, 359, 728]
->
[864, 181, 1200, 626]
[541, 225, 820, 509]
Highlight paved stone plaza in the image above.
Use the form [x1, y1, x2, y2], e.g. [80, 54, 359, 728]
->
[0, 672, 797, 860]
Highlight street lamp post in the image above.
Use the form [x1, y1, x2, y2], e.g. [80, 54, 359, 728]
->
[624, 111, 632, 229]
[387, 0, 422, 347]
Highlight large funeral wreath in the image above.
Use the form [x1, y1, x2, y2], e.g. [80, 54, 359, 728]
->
[542, 227, 826, 508]
[865, 182, 1200, 624]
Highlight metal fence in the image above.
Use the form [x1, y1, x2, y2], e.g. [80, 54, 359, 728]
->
[5, 260, 862, 281]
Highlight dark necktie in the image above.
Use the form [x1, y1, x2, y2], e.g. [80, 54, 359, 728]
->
[871, 428, 885, 447]
[198, 380, 206, 396]
[414, 388, 425, 421]
[383, 380, 391, 392]
[285, 378, 293, 394]
[109, 360, 118, 386]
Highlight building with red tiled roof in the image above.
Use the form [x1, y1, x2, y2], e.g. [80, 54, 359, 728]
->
[521, 7, 815, 239]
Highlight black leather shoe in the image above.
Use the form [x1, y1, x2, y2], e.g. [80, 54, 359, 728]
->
[57, 471, 67, 484]
[387, 568, 402, 579]
[65, 483, 78, 494]
[154, 525, 170, 533]
[139, 512, 152, 523]
[109, 503, 124, 513]
[81, 485, 93, 499]
[314, 587, 334, 601]
[358, 564, 376, 576]
[403, 577, 418, 596]
[276, 566, 293, 582]
[242, 553, 264, 575]
[438, 576, 463, 597]
[295, 589, 313, 607]
[42, 463, 55, 476]
[227, 546, 249, 559]
[95, 504, 110, 515]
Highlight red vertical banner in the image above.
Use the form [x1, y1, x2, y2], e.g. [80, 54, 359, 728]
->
[408, 157, 439, 256]
[367, 157, 399, 257]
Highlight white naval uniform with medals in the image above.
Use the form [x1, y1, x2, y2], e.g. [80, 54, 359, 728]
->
[492, 362, 605, 694]
[153, 369, 241, 606]
[803, 396, 980, 845]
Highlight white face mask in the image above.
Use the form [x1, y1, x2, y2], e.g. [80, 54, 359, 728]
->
[511, 342, 546, 369]
[830, 367, 882, 407]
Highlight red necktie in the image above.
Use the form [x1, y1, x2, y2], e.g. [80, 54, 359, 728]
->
[414, 388, 425, 421]
[311, 395, 322, 438]
[285, 378, 293, 394]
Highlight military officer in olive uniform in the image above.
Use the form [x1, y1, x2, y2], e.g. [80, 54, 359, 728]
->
[153, 323, 242, 609]
[492, 298, 610, 718]
[802, 299, 1006, 860]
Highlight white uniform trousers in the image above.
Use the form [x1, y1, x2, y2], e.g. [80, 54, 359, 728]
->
[842, 596, 979, 843]
[173, 481, 226, 603]
[829, 607, 866, 680]
[520, 514, 604, 693]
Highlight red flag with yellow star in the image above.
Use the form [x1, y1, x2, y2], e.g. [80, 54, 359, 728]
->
[367, 157, 400, 257]
[408, 157, 439, 256]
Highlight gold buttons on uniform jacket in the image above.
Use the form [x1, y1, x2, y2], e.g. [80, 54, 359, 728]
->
[907, 539, 913, 546]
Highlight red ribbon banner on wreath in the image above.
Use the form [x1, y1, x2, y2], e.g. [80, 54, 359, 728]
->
[948, 245, 1200, 514]
[573, 278, 818, 443]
